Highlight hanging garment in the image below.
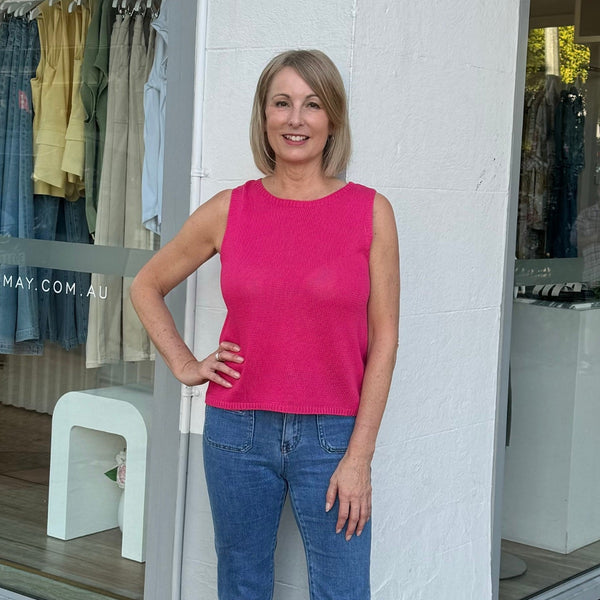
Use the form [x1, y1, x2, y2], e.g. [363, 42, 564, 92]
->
[80, 0, 115, 235]
[0, 18, 42, 355]
[86, 14, 130, 367]
[31, 3, 72, 199]
[142, 0, 167, 234]
[547, 87, 585, 258]
[61, 3, 92, 193]
[516, 76, 560, 259]
[0, 19, 10, 194]
[122, 14, 158, 362]
[34, 196, 91, 350]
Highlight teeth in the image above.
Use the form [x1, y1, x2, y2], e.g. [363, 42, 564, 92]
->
[284, 135, 308, 141]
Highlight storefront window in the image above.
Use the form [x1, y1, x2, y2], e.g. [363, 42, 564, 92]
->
[500, 17, 600, 600]
[0, 1, 165, 598]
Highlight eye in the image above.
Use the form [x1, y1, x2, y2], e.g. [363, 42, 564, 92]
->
[275, 100, 289, 107]
[307, 101, 321, 109]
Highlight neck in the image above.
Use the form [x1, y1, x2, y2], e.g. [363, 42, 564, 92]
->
[267, 162, 330, 199]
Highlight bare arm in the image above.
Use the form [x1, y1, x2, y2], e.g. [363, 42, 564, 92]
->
[326, 192, 400, 540]
[130, 189, 244, 387]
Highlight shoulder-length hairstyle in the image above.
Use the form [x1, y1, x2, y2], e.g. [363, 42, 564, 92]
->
[250, 50, 351, 178]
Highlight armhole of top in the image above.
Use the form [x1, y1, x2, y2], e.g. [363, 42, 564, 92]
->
[219, 184, 243, 258]
[365, 186, 377, 253]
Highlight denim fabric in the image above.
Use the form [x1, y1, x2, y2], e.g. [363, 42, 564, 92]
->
[203, 407, 371, 600]
[34, 195, 91, 350]
[57, 197, 91, 349]
[0, 19, 42, 355]
[34, 195, 59, 344]
[0, 20, 11, 194]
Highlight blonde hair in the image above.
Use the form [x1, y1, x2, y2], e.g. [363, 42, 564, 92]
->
[250, 50, 351, 178]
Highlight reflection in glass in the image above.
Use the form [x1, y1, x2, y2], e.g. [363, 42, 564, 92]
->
[0, 0, 164, 598]
[501, 23, 600, 600]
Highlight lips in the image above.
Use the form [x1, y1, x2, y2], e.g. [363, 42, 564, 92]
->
[283, 134, 309, 142]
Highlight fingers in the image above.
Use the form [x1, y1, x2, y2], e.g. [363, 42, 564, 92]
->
[327, 478, 371, 541]
[355, 497, 371, 538]
[336, 497, 370, 541]
[336, 498, 350, 535]
[325, 480, 338, 513]
[215, 341, 244, 366]
[344, 502, 362, 540]
[204, 342, 244, 388]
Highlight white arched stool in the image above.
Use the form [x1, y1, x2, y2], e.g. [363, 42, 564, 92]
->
[47, 386, 152, 562]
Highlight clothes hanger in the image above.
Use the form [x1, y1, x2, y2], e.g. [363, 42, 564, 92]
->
[67, 0, 84, 13]
[27, 3, 40, 18]
[0, 0, 43, 16]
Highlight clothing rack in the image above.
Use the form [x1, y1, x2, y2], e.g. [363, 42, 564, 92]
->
[0, 0, 159, 20]
[0, 0, 44, 18]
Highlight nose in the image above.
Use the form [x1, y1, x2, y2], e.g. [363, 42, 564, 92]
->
[288, 106, 303, 128]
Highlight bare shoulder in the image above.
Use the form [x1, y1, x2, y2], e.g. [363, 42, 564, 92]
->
[181, 188, 231, 249]
[373, 192, 394, 216]
[188, 188, 233, 224]
[372, 192, 397, 240]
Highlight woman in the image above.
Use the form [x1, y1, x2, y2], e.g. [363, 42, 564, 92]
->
[131, 49, 399, 600]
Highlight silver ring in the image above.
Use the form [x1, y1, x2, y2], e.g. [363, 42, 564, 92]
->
[215, 351, 221, 362]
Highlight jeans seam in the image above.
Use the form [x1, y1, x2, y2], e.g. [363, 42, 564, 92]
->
[268, 482, 288, 600]
[288, 483, 317, 600]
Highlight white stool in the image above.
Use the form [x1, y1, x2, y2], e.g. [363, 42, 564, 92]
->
[47, 386, 153, 562]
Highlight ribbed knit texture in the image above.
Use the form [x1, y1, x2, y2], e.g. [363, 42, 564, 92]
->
[205, 179, 375, 415]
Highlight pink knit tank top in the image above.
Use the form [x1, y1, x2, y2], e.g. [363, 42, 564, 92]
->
[205, 179, 375, 416]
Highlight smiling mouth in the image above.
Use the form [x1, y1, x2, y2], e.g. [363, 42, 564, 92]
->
[283, 134, 309, 142]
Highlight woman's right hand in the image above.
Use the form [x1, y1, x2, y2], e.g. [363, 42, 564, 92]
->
[175, 341, 244, 387]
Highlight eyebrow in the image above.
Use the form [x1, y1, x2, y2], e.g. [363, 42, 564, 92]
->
[270, 93, 320, 100]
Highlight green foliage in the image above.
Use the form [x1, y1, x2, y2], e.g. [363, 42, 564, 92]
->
[559, 27, 590, 85]
[526, 28, 546, 93]
[526, 26, 590, 94]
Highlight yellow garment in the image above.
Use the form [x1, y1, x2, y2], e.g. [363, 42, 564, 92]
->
[63, 3, 91, 195]
[32, 3, 90, 201]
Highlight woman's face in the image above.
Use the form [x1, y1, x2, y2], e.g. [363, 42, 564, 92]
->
[264, 67, 332, 172]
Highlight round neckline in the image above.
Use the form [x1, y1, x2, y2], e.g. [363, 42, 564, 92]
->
[257, 179, 351, 204]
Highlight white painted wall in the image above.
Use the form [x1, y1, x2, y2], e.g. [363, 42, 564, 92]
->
[182, 1, 524, 598]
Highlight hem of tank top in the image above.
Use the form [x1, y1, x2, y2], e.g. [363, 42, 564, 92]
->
[204, 398, 359, 416]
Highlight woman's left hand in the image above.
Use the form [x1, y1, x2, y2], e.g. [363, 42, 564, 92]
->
[325, 454, 372, 541]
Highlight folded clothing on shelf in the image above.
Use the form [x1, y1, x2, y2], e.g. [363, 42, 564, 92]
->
[516, 282, 597, 302]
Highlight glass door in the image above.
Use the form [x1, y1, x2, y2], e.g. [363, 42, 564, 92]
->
[0, 1, 164, 598]
[500, 8, 600, 600]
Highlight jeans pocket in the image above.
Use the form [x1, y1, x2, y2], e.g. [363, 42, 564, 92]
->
[316, 414, 356, 453]
[204, 405, 255, 453]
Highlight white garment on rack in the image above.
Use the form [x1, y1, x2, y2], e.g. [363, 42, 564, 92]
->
[141, 0, 167, 235]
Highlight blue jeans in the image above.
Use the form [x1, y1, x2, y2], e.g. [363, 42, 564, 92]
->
[34, 196, 91, 350]
[0, 19, 41, 354]
[203, 406, 371, 600]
